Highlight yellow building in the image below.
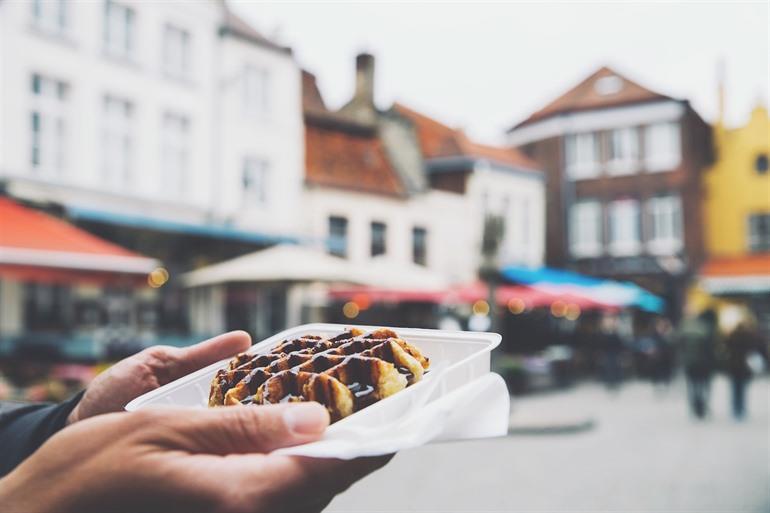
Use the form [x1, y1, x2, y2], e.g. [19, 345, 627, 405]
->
[698, 96, 770, 337]
[704, 103, 770, 257]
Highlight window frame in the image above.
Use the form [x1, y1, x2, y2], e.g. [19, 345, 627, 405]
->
[370, 221, 387, 257]
[162, 23, 191, 79]
[161, 112, 190, 198]
[569, 199, 603, 258]
[607, 198, 641, 256]
[565, 132, 601, 180]
[644, 122, 681, 173]
[328, 216, 348, 258]
[607, 126, 640, 176]
[412, 226, 428, 266]
[29, 73, 68, 177]
[242, 157, 269, 207]
[31, 0, 68, 35]
[646, 194, 683, 255]
[103, 0, 135, 60]
[101, 94, 134, 189]
[747, 213, 770, 253]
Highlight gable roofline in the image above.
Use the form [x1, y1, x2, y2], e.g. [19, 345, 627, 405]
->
[394, 102, 542, 174]
[219, 2, 292, 55]
[508, 66, 677, 132]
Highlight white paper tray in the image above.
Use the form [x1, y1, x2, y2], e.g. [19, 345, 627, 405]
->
[126, 324, 507, 453]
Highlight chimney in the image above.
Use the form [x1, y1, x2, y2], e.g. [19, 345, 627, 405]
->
[354, 53, 375, 107]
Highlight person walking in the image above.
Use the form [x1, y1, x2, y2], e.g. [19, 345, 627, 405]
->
[723, 322, 763, 420]
[677, 309, 718, 419]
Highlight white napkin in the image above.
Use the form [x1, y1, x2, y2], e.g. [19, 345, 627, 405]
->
[274, 372, 510, 459]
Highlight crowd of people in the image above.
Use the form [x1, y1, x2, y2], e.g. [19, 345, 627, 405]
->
[591, 308, 768, 420]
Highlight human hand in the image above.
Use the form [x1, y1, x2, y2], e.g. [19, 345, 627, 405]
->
[67, 331, 251, 424]
[0, 402, 391, 513]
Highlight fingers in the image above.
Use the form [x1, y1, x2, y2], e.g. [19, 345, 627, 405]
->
[157, 331, 252, 384]
[167, 402, 330, 455]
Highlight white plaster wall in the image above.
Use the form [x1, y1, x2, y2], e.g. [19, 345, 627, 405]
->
[0, 1, 304, 235]
[302, 187, 475, 283]
[466, 163, 546, 268]
[215, 36, 304, 237]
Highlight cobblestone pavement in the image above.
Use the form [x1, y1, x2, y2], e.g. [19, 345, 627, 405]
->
[327, 376, 770, 513]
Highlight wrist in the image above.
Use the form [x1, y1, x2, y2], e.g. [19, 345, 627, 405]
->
[0, 470, 46, 513]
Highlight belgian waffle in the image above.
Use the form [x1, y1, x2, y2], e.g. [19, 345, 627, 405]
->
[208, 328, 430, 422]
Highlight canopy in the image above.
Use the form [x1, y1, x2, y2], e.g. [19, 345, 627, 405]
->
[700, 254, 770, 294]
[183, 245, 450, 290]
[500, 265, 664, 313]
[0, 197, 158, 284]
[446, 281, 612, 310]
[182, 244, 355, 287]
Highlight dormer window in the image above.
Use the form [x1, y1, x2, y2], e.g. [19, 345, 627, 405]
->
[594, 75, 623, 96]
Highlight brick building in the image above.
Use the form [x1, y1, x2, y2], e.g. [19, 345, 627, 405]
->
[507, 67, 713, 318]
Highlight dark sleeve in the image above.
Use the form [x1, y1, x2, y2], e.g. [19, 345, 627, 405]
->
[0, 391, 84, 477]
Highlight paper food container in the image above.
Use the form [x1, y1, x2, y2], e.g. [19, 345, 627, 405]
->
[126, 323, 510, 458]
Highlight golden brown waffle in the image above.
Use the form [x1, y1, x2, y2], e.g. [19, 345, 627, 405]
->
[208, 328, 430, 421]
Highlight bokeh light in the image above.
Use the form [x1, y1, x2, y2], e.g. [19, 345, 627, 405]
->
[342, 301, 360, 319]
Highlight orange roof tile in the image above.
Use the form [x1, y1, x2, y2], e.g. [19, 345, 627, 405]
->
[0, 197, 143, 257]
[701, 254, 770, 277]
[395, 103, 540, 171]
[305, 119, 405, 197]
[513, 66, 674, 129]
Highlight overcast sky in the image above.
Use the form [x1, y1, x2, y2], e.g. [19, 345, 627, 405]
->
[231, 1, 769, 144]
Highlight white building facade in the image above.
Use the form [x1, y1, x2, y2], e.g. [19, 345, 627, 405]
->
[0, 0, 304, 237]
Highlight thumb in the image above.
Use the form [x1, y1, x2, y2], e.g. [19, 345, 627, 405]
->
[173, 402, 330, 454]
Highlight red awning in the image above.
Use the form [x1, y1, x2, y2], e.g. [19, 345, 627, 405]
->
[328, 281, 615, 311]
[0, 197, 158, 285]
[446, 281, 612, 310]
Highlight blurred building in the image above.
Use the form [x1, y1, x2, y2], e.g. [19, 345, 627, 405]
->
[507, 66, 713, 318]
[0, 197, 157, 360]
[699, 89, 770, 334]
[0, 0, 305, 336]
[184, 54, 546, 337]
[395, 104, 545, 268]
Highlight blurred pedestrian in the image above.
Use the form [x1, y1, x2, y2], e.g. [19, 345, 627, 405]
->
[723, 322, 763, 420]
[677, 309, 718, 419]
[598, 314, 625, 390]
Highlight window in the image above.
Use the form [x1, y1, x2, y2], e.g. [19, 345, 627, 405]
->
[646, 195, 683, 254]
[103, 0, 134, 59]
[644, 122, 681, 172]
[101, 95, 133, 189]
[30, 73, 68, 176]
[748, 214, 770, 253]
[242, 158, 269, 206]
[328, 216, 348, 258]
[243, 65, 269, 118]
[607, 127, 639, 175]
[565, 132, 600, 179]
[569, 200, 602, 258]
[162, 24, 190, 78]
[161, 113, 189, 197]
[594, 75, 623, 96]
[370, 221, 387, 257]
[755, 154, 768, 175]
[413, 227, 427, 266]
[608, 199, 641, 256]
[31, 0, 68, 34]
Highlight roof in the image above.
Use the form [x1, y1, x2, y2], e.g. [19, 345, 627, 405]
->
[220, 5, 291, 54]
[302, 70, 327, 112]
[700, 254, 770, 294]
[395, 103, 540, 172]
[0, 197, 157, 274]
[512, 66, 675, 130]
[305, 115, 406, 197]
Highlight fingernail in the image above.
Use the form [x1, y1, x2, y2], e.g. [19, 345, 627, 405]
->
[283, 403, 329, 435]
